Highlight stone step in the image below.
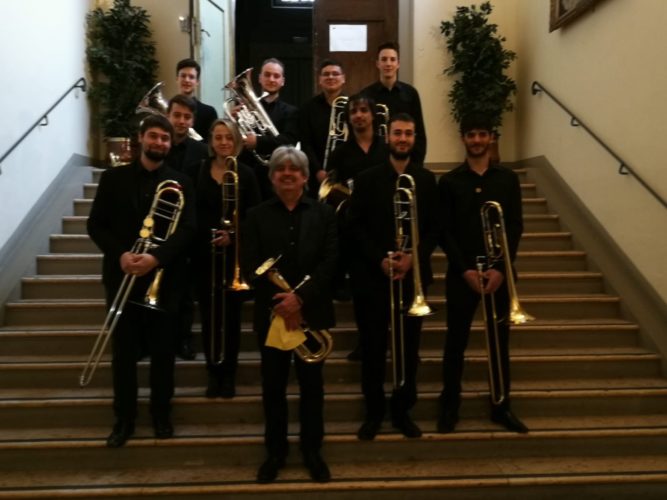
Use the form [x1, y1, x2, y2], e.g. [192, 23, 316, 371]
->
[0, 321, 640, 359]
[2, 295, 623, 327]
[2, 426, 667, 499]
[19, 271, 604, 300]
[0, 350, 659, 390]
[3, 386, 667, 432]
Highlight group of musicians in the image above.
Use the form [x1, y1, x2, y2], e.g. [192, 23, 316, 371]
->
[86, 44, 527, 485]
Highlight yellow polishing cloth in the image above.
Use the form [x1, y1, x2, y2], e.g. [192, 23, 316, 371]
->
[265, 315, 307, 351]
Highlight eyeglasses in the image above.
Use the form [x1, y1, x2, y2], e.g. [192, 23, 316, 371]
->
[321, 71, 342, 77]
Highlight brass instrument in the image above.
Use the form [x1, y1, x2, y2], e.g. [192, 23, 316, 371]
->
[223, 68, 279, 165]
[389, 174, 433, 388]
[255, 256, 333, 363]
[136, 82, 203, 141]
[478, 200, 535, 404]
[322, 96, 350, 172]
[79, 180, 185, 387]
[376, 103, 389, 139]
[210, 157, 250, 364]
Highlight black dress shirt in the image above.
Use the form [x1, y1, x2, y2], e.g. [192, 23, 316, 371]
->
[298, 93, 337, 179]
[193, 99, 218, 141]
[362, 80, 427, 164]
[164, 137, 209, 173]
[327, 134, 389, 184]
[438, 161, 523, 275]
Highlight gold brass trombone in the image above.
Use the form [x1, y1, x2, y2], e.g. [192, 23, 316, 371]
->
[478, 200, 535, 404]
[255, 256, 333, 363]
[389, 174, 433, 388]
[210, 157, 250, 364]
[79, 180, 185, 387]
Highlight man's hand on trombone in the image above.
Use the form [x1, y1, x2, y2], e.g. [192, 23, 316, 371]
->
[464, 268, 505, 294]
[382, 251, 413, 280]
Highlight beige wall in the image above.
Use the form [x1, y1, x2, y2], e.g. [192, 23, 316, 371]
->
[133, 0, 191, 98]
[412, 0, 519, 163]
[514, 0, 667, 305]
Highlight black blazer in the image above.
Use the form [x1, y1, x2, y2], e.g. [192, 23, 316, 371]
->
[87, 161, 196, 305]
[242, 196, 338, 334]
[193, 99, 218, 141]
[348, 161, 440, 287]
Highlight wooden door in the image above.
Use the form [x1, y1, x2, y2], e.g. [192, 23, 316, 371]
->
[313, 0, 398, 95]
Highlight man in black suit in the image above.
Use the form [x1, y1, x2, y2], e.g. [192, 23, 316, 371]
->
[437, 114, 528, 434]
[239, 58, 299, 200]
[87, 114, 196, 448]
[164, 94, 209, 360]
[243, 146, 337, 484]
[176, 58, 218, 140]
[348, 113, 439, 441]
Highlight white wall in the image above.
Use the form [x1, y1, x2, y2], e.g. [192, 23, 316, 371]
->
[411, 0, 519, 163]
[514, 0, 667, 304]
[0, 0, 91, 249]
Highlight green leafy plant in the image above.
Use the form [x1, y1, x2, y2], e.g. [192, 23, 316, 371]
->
[440, 1, 517, 132]
[86, 0, 158, 137]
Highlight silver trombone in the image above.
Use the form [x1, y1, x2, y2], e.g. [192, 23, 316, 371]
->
[390, 174, 433, 389]
[79, 180, 185, 387]
[478, 200, 535, 404]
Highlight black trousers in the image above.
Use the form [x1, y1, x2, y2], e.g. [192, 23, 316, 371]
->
[354, 274, 423, 422]
[441, 270, 511, 412]
[110, 301, 176, 421]
[257, 330, 324, 458]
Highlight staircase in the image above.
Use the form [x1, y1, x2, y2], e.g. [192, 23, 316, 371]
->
[2, 166, 667, 498]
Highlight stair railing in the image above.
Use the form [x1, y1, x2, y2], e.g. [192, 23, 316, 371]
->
[0, 77, 87, 175]
[531, 80, 667, 211]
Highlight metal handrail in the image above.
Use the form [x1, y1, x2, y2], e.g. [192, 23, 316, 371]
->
[531, 80, 667, 211]
[0, 77, 87, 175]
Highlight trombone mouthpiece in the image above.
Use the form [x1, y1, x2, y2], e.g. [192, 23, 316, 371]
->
[255, 255, 282, 277]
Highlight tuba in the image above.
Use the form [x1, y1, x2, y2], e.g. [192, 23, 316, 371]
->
[478, 200, 535, 404]
[79, 180, 185, 387]
[136, 82, 203, 141]
[223, 68, 279, 165]
[389, 174, 433, 388]
[255, 256, 333, 363]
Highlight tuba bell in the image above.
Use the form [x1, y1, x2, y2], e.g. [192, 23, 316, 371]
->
[136, 82, 203, 141]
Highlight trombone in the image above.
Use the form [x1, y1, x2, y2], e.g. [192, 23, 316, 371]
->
[255, 256, 333, 363]
[79, 180, 185, 387]
[478, 200, 535, 404]
[210, 156, 250, 364]
[390, 174, 433, 389]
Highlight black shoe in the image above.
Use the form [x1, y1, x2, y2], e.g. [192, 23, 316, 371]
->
[302, 451, 331, 483]
[205, 372, 220, 398]
[219, 373, 236, 399]
[437, 410, 459, 434]
[357, 419, 382, 441]
[177, 338, 196, 360]
[257, 455, 285, 484]
[392, 416, 422, 438]
[153, 416, 174, 439]
[106, 420, 134, 448]
[490, 408, 529, 433]
[346, 346, 362, 361]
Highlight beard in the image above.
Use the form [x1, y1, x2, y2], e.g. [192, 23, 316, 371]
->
[389, 145, 412, 161]
[144, 148, 168, 162]
[465, 143, 489, 158]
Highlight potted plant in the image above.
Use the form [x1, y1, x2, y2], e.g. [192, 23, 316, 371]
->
[86, 0, 159, 164]
[440, 1, 517, 159]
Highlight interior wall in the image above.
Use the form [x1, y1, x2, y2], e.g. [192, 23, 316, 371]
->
[411, 0, 519, 164]
[0, 0, 91, 250]
[514, 0, 667, 305]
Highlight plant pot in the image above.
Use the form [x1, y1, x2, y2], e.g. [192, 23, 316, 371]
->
[106, 137, 132, 167]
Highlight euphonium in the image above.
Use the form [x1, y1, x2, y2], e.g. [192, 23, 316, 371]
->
[223, 68, 279, 165]
[255, 256, 333, 363]
[136, 82, 203, 141]
[79, 180, 185, 387]
[389, 174, 433, 388]
[478, 200, 535, 404]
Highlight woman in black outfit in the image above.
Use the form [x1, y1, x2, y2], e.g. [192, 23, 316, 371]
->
[186, 118, 261, 398]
